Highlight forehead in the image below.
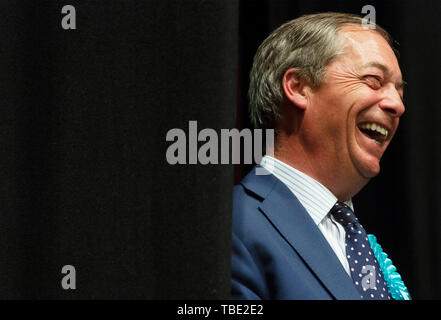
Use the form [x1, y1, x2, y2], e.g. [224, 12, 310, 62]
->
[335, 25, 402, 79]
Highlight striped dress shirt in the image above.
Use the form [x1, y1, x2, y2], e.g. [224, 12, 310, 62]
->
[261, 155, 351, 276]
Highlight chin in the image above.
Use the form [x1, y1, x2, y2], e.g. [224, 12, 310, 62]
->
[358, 160, 381, 179]
[350, 142, 383, 179]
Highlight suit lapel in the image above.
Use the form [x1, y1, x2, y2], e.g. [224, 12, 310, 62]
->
[242, 166, 361, 300]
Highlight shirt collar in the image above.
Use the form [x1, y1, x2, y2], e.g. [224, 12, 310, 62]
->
[260, 155, 354, 225]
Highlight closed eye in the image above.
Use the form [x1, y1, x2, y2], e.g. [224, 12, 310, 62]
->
[364, 75, 382, 89]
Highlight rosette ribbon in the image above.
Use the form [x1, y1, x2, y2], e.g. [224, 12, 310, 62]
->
[367, 234, 411, 300]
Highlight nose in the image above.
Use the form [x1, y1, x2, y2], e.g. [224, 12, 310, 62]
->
[379, 84, 405, 118]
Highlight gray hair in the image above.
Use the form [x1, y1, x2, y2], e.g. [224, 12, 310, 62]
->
[248, 12, 393, 129]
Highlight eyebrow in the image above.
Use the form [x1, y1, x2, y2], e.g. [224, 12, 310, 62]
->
[362, 62, 406, 91]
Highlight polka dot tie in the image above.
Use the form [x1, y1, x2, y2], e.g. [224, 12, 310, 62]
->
[330, 202, 391, 300]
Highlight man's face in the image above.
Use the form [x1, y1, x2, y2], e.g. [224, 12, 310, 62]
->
[305, 26, 405, 190]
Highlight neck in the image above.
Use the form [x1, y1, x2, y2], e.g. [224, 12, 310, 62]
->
[273, 132, 368, 201]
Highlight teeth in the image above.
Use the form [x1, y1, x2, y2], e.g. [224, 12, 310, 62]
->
[358, 123, 389, 138]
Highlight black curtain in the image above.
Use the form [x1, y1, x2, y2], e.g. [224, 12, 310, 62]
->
[0, 1, 237, 299]
[238, 0, 441, 299]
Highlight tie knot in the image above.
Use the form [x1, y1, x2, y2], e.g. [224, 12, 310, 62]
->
[330, 201, 359, 227]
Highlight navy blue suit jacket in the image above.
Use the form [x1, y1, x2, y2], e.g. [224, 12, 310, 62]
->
[231, 166, 362, 300]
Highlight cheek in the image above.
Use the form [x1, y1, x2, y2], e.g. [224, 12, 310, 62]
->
[310, 84, 379, 142]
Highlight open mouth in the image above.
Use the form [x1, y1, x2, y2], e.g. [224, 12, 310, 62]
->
[357, 122, 389, 145]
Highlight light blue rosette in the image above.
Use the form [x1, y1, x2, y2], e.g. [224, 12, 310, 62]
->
[367, 234, 411, 300]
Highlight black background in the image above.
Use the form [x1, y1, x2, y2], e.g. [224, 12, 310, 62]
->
[0, 0, 439, 299]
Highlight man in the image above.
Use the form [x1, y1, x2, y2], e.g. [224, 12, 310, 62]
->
[232, 13, 408, 300]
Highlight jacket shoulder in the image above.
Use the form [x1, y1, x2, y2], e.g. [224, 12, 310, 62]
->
[232, 168, 279, 240]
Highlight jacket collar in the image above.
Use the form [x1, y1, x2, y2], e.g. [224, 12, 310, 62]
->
[241, 166, 361, 300]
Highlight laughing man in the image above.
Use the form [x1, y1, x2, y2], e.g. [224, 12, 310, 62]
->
[232, 13, 409, 300]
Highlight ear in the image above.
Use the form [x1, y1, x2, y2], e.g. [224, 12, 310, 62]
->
[282, 68, 309, 110]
